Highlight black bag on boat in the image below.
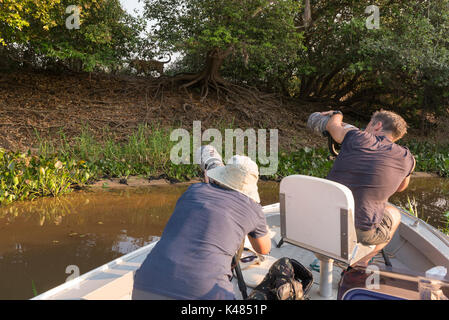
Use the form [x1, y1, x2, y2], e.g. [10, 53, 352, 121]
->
[247, 257, 313, 300]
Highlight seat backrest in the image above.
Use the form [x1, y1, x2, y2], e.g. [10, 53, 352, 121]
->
[279, 175, 358, 264]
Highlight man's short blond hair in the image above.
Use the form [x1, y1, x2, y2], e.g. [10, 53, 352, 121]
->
[371, 110, 408, 141]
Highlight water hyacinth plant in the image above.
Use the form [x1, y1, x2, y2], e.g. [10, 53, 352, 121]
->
[1, 123, 448, 208]
[406, 141, 449, 177]
[271, 147, 333, 180]
[0, 148, 91, 206]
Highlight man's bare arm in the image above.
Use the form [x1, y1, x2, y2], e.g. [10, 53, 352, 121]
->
[248, 233, 271, 255]
[396, 176, 411, 193]
[324, 111, 355, 144]
[396, 157, 416, 192]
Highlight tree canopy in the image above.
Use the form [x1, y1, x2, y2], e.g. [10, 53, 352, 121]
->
[0, 0, 144, 71]
[141, 0, 305, 100]
[287, 0, 449, 124]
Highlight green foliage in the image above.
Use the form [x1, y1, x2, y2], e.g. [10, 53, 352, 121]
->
[292, 0, 449, 122]
[0, 148, 91, 206]
[404, 196, 420, 219]
[274, 141, 449, 181]
[2, 122, 448, 207]
[145, 0, 305, 89]
[441, 211, 449, 235]
[2, 0, 448, 121]
[39, 124, 202, 182]
[1, 0, 144, 71]
[359, 1, 449, 116]
[291, 1, 373, 98]
[0, 0, 61, 45]
[405, 141, 449, 177]
[273, 147, 333, 180]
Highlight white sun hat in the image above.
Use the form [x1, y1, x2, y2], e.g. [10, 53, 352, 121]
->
[206, 155, 260, 203]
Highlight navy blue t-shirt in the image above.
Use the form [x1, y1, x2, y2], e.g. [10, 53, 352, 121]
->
[327, 129, 414, 230]
[133, 183, 268, 299]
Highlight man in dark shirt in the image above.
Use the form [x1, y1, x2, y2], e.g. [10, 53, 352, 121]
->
[323, 110, 415, 266]
[132, 155, 271, 299]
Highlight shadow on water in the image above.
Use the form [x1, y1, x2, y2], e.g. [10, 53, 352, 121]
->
[0, 178, 447, 299]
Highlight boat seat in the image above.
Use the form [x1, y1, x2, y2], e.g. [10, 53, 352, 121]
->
[278, 175, 375, 297]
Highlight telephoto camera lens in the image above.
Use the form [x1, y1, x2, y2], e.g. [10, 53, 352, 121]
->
[194, 145, 223, 171]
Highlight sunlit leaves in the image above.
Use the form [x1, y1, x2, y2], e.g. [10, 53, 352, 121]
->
[143, 0, 304, 70]
[0, 0, 141, 71]
[0, 150, 92, 206]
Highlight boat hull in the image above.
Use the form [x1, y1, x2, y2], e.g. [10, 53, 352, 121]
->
[32, 203, 449, 300]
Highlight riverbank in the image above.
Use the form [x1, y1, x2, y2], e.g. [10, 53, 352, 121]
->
[89, 176, 202, 189]
[0, 71, 323, 152]
[89, 171, 440, 190]
[1, 126, 447, 207]
[0, 71, 448, 206]
[1, 71, 449, 152]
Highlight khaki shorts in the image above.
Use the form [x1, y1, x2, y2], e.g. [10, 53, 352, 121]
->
[356, 209, 398, 246]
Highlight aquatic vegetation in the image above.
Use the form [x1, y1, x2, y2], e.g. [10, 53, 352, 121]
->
[405, 141, 449, 177]
[31, 280, 38, 297]
[1, 124, 448, 208]
[0, 149, 91, 206]
[274, 140, 449, 180]
[399, 197, 449, 235]
[400, 196, 430, 225]
[272, 147, 333, 180]
[405, 196, 420, 218]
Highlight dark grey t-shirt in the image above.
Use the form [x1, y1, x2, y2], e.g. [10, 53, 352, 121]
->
[133, 182, 268, 300]
[327, 129, 415, 230]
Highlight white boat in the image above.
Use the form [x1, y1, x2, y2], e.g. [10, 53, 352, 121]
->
[32, 175, 449, 300]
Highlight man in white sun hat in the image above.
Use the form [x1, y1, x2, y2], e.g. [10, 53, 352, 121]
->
[132, 146, 271, 300]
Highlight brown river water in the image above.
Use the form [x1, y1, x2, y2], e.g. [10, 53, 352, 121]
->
[0, 178, 447, 299]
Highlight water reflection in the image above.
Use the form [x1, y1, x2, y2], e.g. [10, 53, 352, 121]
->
[0, 185, 187, 300]
[389, 178, 449, 229]
[0, 179, 447, 300]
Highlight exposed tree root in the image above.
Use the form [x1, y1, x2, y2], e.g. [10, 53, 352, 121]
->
[158, 73, 279, 125]
[153, 46, 282, 122]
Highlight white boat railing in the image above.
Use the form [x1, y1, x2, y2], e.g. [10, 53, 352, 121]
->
[392, 203, 449, 247]
[31, 240, 159, 300]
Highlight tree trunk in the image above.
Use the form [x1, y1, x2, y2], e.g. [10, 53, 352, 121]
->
[164, 46, 278, 111]
[317, 68, 344, 97]
[303, 0, 312, 27]
[176, 47, 233, 99]
[333, 72, 363, 101]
